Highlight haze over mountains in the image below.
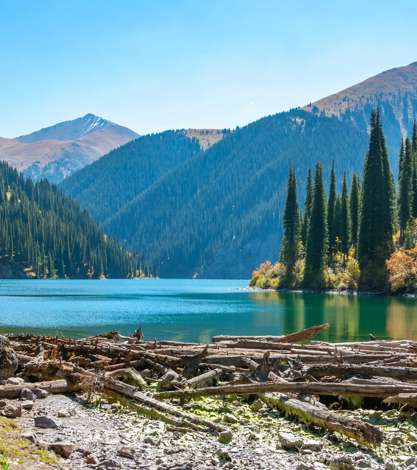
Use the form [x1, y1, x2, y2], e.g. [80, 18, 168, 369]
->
[0, 114, 138, 183]
[8, 61, 417, 278]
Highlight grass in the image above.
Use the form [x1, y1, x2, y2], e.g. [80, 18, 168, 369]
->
[0, 416, 59, 468]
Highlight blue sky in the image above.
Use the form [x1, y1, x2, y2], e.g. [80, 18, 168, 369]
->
[1, 0, 417, 137]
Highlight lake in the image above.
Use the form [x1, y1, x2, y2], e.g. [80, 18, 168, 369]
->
[0, 279, 416, 342]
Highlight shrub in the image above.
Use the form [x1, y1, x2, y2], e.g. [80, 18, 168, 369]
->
[386, 246, 417, 294]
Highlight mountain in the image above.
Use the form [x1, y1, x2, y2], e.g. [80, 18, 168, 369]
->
[61, 129, 220, 223]
[306, 61, 417, 163]
[0, 161, 141, 279]
[0, 114, 138, 183]
[61, 61, 417, 278]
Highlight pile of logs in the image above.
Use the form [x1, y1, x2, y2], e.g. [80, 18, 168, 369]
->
[3, 323, 417, 447]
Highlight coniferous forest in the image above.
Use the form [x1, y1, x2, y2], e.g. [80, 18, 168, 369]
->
[0, 161, 143, 279]
[251, 111, 417, 294]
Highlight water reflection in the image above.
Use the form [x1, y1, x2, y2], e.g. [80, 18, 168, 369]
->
[250, 291, 417, 342]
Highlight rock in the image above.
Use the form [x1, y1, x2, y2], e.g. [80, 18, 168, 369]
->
[277, 431, 302, 450]
[0, 336, 18, 380]
[0, 400, 7, 408]
[1, 402, 22, 418]
[329, 455, 355, 470]
[49, 442, 75, 459]
[385, 464, 399, 470]
[6, 377, 24, 385]
[20, 387, 36, 401]
[96, 459, 120, 468]
[297, 465, 316, 470]
[34, 416, 59, 429]
[21, 431, 37, 444]
[216, 449, 232, 462]
[117, 446, 135, 459]
[32, 388, 48, 399]
[249, 398, 264, 412]
[302, 439, 322, 451]
[223, 413, 238, 424]
[21, 400, 34, 410]
[57, 409, 74, 418]
[218, 430, 233, 444]
[143, 436, 158, 445]
[86, 454, 99, 465]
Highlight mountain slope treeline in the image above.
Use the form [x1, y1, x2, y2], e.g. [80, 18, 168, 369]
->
[61, 130, 203, 224]
[60, 61, 417, 279]
[0, 161, 141, 278]
[103, 111, 368, 278]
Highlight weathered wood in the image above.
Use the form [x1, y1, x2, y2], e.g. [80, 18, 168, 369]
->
[105, 368, 147, 389]
[104, 378, 227, 434]
[303, 363, 417, 381]
[154, 380, 417, 400]
[262, 393, 383, 446]
[0, 379, 73, 399]
[383, 393, 417, 407]
[213, 323, 329, 344]
[186, 368, 222, 388]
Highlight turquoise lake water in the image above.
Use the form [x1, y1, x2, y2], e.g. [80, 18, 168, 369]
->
[0, 279, 416, 342]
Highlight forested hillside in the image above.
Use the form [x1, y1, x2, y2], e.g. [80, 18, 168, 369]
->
[104, 110, 368, 278]
[61, 130, 204, 223]
[0, 162, 141, 278]
[60, 62, 417, 279]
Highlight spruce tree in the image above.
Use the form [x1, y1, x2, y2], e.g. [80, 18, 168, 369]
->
[358, 111, 394, 289]
[304, 162, 328, 289]
[399, 138, 413, 241]
[327, 163, 337, 261]
[280, 169, 300, 284]
[301, 170, 313, 248]
[412, 122, 417, 218]
[349, 173, 360, 250]
[340, 173, 350, 256]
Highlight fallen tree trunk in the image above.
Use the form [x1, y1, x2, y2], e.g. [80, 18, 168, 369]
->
[383, 393, 417, 407]
[303, 363, 417, 381]
[261, 393, 383, 446]
[186, 369, 222, 388]
[0, 379, 73, 399]
[154, 380, 417, 400]
[104, 378, 227, 434]
[213, 323, 329, 344]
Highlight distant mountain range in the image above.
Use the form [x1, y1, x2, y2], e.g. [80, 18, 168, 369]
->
[0, 114, 138, 183]
[47, 61, 417, 277]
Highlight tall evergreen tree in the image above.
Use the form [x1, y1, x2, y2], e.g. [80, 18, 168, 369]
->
[327, 163, 337, 260]
[340, 173, 350, 256]
[333, 196, 342, 247]
[304, 162, 328, 289]
[412, 122, 417, 218]
[280, 169, 300, 283]
[350, 173, 360, 250]
[358, 111, 394, 289]
[301, 170, 313, 248]
[398, 138, 414, 241]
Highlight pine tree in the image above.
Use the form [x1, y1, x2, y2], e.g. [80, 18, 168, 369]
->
[412, 122, 417, 218]
[340, 174, 350, 256]
[399, 138, 413, 241]
[327, 163, 337, 261]
[358, 111, 394, 289]
[301, 170, 313, 248]
[350, 173, 360, 250]
[304, 162, 328, 289]
[280, 169, 300, 284]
